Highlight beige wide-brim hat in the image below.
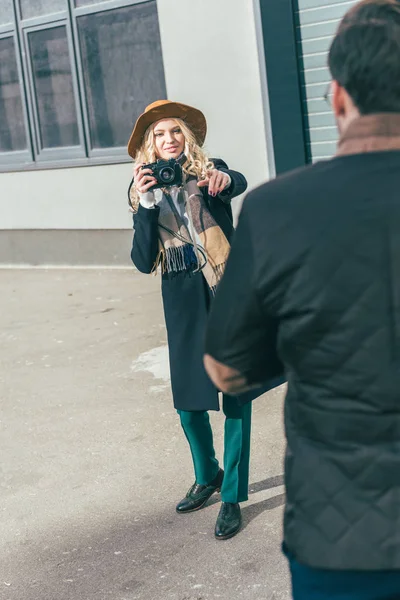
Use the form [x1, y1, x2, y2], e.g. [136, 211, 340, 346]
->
[127, 100, 207, 158]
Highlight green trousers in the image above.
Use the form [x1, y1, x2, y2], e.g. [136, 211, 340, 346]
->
[178, 397, 252, 503]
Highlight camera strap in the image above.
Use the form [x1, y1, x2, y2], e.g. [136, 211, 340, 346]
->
[127, 177, 134, 207]
[184, 190, 203, 273]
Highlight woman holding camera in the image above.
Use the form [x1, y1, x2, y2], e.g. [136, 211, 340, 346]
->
[128, 100, 262, 540]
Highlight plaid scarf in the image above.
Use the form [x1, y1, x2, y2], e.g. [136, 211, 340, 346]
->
[155, 178, 231, 294]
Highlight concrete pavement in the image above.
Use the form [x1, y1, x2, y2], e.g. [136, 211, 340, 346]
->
[0, 269, 290, 600]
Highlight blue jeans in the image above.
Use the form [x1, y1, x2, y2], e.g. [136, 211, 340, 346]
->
[284, 545, 400, 600]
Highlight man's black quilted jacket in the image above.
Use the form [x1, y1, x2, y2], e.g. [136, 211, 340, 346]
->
[250, 151, 400, 570]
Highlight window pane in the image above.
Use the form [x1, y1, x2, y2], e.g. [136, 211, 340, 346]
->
[28, 26, 80, 149]
[77, 1, 166, 149]
[0, 0, 14, 25]
[19, 0, 66, 21]
[0, 36, 27, 152]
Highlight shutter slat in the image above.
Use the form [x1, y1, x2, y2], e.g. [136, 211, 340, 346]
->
[297, 1, 355, 26]
[303, 67, 330, 85]
[298, 0, 353, 10]
[309, 127, 338, 143]
[308, 112, 336, 128]
[297, 20, 338, 40]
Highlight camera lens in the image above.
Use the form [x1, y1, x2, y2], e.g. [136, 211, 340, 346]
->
[159, 167, 175, 183]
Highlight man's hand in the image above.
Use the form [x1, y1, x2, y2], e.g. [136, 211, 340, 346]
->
[204, 354, 255, 395]
[198, 169, 231, 197]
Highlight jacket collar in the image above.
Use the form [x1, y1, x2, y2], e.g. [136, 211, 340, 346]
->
[337, 113, 400, 156]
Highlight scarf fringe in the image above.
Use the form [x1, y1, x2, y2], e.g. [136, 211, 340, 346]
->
[155, 249, 227, 287]
[163, 244, 198, 275]
[213, 263, 225, 281]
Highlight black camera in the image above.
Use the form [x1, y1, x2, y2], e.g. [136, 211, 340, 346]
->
[142, 158, 183, 189]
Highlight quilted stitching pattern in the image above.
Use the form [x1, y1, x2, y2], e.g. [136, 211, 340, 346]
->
[254, 155, 400, 570]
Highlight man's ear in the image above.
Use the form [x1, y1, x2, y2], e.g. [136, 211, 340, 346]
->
[331, 79, 360, 134]
[332, 80, 346, 119]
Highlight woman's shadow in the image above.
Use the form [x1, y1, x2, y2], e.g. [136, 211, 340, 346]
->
[241, 474, 285, 530]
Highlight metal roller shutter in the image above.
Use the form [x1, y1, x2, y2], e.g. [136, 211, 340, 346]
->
[294, 0, 358, 162]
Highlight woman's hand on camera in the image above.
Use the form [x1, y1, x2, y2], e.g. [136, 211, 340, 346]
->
[134, 163, 157, 194]
[198, 169, 231, 197]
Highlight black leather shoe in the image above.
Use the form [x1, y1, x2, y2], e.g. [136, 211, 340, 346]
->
[215, 502, 241, 540]
[176, 469, 224, 514]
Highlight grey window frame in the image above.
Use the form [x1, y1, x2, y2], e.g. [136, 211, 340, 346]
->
[22, 18, 87, 162]
[0, 0, 164, 172]
[0, 23, 34, 166]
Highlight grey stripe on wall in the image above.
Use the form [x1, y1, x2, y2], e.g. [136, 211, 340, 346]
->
[294, 0, 358, 162]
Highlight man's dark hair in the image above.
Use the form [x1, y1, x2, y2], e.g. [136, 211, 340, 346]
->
[328, 0, 400, 114]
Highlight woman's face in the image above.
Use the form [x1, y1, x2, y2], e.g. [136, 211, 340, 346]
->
[153, 119, 185, 160]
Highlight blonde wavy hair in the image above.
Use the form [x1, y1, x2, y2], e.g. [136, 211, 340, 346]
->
[129, 118, 214, 211]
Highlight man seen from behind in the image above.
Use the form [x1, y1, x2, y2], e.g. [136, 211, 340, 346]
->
[204, 1, 400, 598]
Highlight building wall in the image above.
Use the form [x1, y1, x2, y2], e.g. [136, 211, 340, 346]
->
[0, 163, 132, 230]
[0, 0, 270, 265]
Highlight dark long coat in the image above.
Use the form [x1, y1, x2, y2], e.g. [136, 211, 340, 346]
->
[130, 159, 268, 411]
